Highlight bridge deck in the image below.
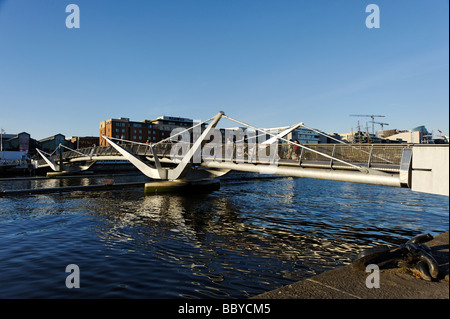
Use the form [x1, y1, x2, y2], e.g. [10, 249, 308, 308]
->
[36, 143, 408, 173]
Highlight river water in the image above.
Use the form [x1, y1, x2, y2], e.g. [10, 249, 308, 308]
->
[0, 171, 448, 298]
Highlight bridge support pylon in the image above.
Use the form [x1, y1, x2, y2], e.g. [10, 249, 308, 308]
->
[103, 111, 232, 194]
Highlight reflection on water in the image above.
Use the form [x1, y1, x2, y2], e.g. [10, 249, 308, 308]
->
[0, 171, 448, 298]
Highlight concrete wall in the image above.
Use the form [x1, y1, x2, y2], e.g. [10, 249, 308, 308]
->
[411, 145, 449, 196]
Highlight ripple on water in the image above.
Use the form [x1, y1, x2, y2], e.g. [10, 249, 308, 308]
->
[0, 172, 448, 298]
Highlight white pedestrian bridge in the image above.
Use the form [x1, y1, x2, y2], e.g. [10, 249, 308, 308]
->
[35, 112, 449, 196]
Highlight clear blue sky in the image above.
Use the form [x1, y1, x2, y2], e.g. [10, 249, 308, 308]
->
[0, 0, 448, 140]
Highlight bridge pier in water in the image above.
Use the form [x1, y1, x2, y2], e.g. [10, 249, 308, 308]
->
[144, 178, 220, 195]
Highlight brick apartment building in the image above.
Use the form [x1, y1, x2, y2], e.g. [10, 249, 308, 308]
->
[99, 115, 205, 146]
[69, 136, 100, 149]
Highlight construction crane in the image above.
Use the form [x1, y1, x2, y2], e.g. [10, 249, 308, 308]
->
[373, 121, 389, 131]
[350, 114, 385, 134]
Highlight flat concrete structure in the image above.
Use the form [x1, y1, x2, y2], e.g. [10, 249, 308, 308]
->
[254, 231, 449, 299]
[144, 179, 220, 195]
[411, 145, 449, 196]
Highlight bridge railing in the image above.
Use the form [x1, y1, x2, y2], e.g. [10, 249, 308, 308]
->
[37, 141, 410, 171]
[147, 141, 409, 169]
[288, 144, 407, 167]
